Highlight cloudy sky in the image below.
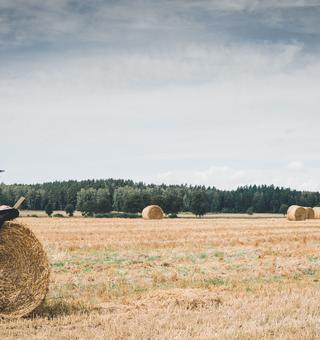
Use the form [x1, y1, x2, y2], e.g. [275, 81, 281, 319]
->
[1, 0, 320, 190]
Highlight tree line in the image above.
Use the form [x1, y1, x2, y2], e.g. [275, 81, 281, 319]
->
[0, 179, 319, 216]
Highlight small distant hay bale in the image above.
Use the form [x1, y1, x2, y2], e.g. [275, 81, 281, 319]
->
[0, 221, 50, 319]
[287, 205, 306, 221]
[313, 207, 320, 219]
[142, 205, 164, 220]
[304, 207, 315, 219]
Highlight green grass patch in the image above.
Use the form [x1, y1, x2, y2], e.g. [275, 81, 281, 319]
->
[307, 256, 319, 263]
[203, 278, 226, 286]
[214, 252, 225, 260]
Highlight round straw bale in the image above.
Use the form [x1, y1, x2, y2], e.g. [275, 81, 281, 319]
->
[313, 207, 320, 219]
[287, 205, 306, 221]
[304, 207, 315, 219]
[0, 221, 50, 319]
[142, 205, 164, 220]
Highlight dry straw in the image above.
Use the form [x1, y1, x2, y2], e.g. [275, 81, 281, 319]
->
[142, 205, 164, 220]
[0, 221, 50, 319]
[287, 205, 306, 221]
[304, 207, 315, 219]
[313, 207, 320, 219]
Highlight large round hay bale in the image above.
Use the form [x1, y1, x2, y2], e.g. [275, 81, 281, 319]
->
[0, 221, 50, 319]
[304, 207, 315, 219]
[287, 205, 306, 221]
[313, 207, 320, 219]
[142, 205, 164, 220]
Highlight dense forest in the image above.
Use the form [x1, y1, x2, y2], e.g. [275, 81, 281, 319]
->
[0, 179, 319, 216]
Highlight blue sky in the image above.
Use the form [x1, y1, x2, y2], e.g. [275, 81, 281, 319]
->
[1, 0, 320, 190]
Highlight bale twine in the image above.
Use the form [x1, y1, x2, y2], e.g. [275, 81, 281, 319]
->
[313, 207, 320, 219]
[142, 205, 164, 220]
[304, 207, 315, 219]
[0, 221, 50, 319]
[287, 205, 306, 221]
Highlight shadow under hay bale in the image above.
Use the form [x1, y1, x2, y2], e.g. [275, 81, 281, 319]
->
[142, 205, 164, 220]
[287, 205, 306, 221]
[0, 221, 50, 319]
[30, 299, 92, 319]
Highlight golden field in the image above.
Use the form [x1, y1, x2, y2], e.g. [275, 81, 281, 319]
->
[1, 216, 320, 339]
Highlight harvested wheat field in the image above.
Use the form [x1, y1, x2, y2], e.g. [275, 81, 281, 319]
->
[1, 217, 320, 339]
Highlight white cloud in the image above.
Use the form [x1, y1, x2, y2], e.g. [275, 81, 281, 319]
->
[151, 164, 320, 191]
[0, 1, 319, 189]
[0, 41, 307, 95]
[287, 161, 304, 170]
[0, 41, 319, 187]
